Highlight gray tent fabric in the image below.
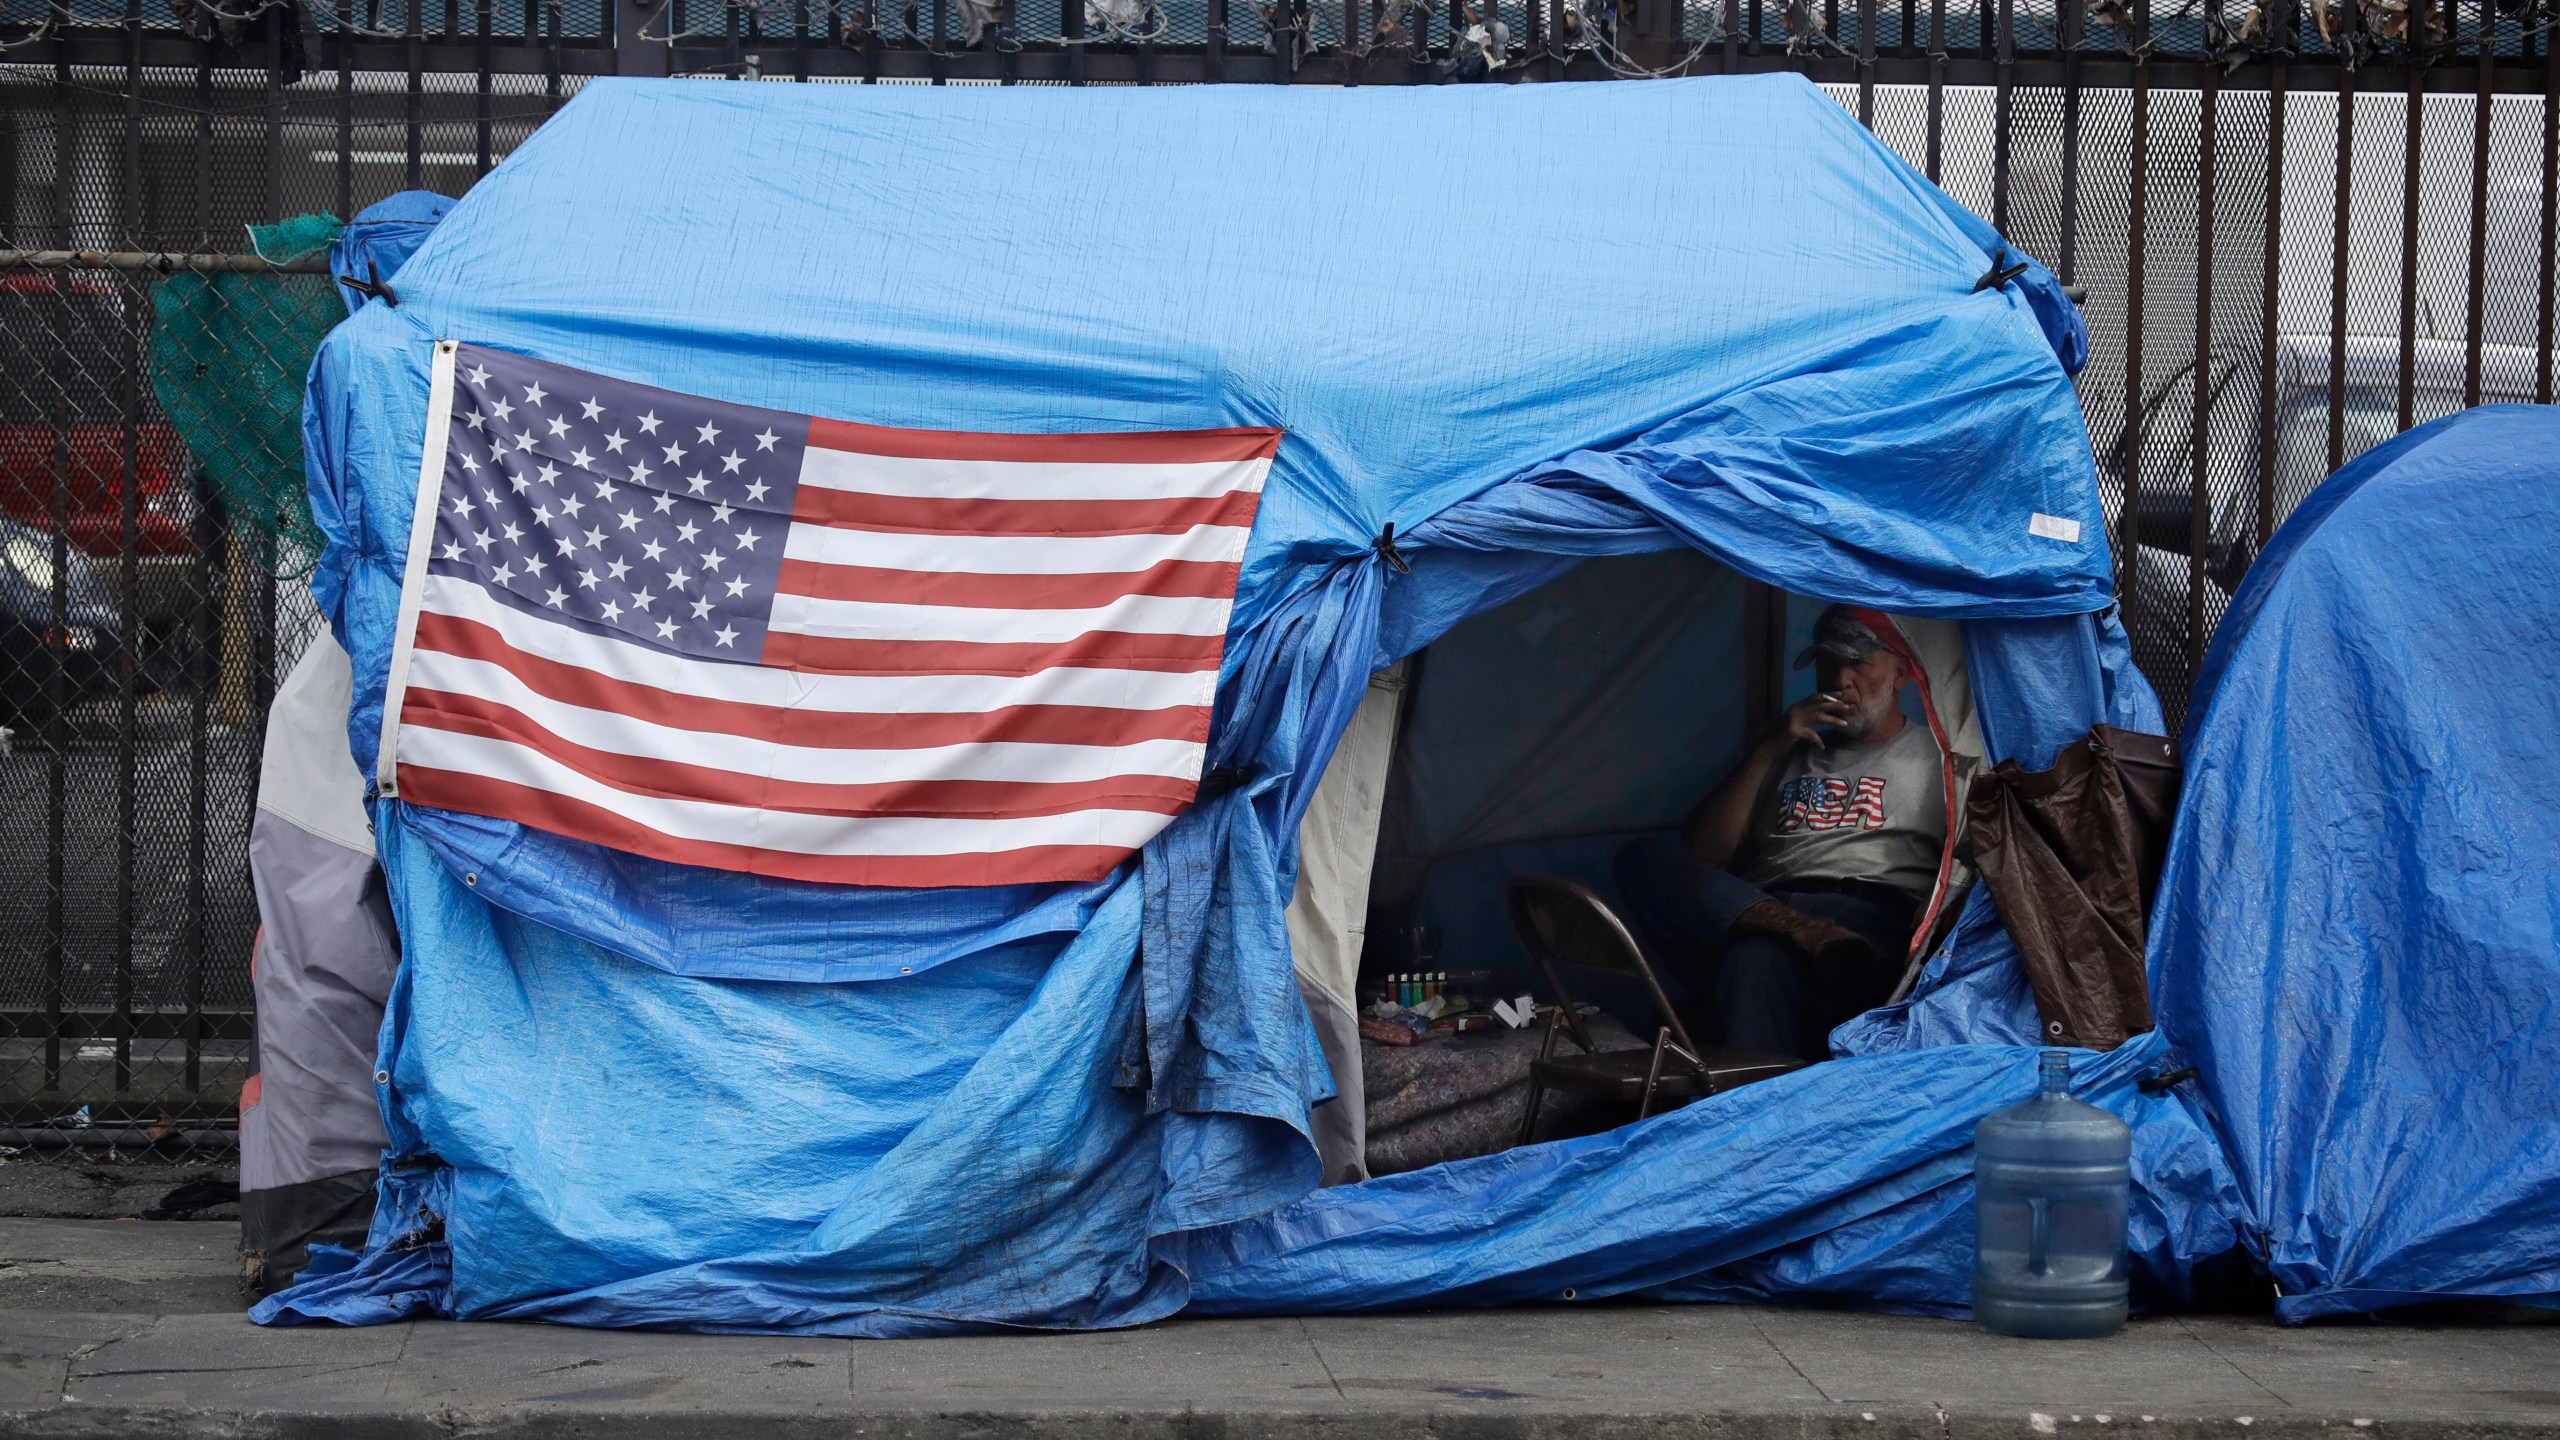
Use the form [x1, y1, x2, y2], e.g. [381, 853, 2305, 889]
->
[239, 630, 400, 1294]
[1285, 663, 1408, 1186]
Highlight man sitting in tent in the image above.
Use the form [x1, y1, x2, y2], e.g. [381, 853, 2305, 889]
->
[1614, 605, 1974, 1062]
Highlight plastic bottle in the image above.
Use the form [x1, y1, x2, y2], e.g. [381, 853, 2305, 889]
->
[1972, 1050, 2131, 1339]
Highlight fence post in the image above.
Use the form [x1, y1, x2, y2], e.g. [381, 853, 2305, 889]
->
[2059, 0, 2083, 282]
[2398, 32, 2425, 431]
[2118, 0, 2148, 626]
[2463, 0, 2493, 406]
[1858, 0, 1877, 126]
[479, 0, 496, 177]
[618, 0, 674, 73]
[2542, 0, 2558, 404]
[2189, 10, 2218, 680]
[1992, 0, 2012, 231]
[2329, 49, 2357, 473]
[2256, 0, 2289, 548]
[338, 1, 356, 217]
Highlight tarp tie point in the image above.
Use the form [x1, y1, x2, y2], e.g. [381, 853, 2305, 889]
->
[1972, 249, 2031, 294]
[337, 258, 401, 307]
[1372, 521, 1412, 575]
[2137, 1066, 2200, 1095]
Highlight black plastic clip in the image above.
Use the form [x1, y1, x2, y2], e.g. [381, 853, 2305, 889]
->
[2137, 1065, 2201, 1095]
[1372, 520, 1411, 575]
[337, 258, 400, 308]
[1972, 248, 2032, 294]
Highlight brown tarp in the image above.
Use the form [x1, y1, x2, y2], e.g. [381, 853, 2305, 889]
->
[1960, 725, 2181, 1051]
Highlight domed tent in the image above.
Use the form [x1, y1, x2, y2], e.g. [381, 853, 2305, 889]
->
[256, 74, 2256, 1333]
[2152, 405, 2560, 1321]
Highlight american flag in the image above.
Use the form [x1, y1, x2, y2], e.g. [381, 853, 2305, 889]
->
[377, 341, 1277, 888]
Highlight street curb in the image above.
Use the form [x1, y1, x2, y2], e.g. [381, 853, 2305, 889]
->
[0, 1408, 2523, 1439]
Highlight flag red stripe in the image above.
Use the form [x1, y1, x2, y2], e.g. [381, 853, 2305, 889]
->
[807, 417, 1281, 465]
[412, 611, 1213, 749]
[773, 557, 1243, 609]
[396, 766, 1135, 886]
[761, 627, 1224, 677]
[401, 691, 1200, 819]
[790, 485, 1262, 538]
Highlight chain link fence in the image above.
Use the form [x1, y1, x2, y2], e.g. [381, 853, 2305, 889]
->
[0, 251, 328, 1162]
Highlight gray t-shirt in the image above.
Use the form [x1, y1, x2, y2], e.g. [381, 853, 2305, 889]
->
[1738, 722, 1977, 901]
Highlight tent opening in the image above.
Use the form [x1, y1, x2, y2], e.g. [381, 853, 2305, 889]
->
[1290, 549, 1988, 1182]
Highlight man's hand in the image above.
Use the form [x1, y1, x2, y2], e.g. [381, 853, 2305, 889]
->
[1784, 691, 1855, 749]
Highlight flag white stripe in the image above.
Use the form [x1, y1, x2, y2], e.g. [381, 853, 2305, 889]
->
[798, 448, 1270, 503]
[398, 727, 1178, 856]
[767, 591, 1232, 645]
[405, 649, 1208, 784]
[781, 519, 1251, 576]
[417, 574, 1217, 714]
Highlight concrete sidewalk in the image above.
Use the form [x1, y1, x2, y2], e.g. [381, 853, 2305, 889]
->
[0, 1219, 2553, 1438]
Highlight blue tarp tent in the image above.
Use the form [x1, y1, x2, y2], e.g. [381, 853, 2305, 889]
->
[2152, 405, 2560, 1322]
[259, 73, 2263, 1335]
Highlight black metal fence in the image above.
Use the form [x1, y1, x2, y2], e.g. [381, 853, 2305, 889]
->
[0, 0, 2550, 1151]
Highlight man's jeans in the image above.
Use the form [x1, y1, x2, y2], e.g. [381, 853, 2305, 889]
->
[1610, 836, 1916, 1062]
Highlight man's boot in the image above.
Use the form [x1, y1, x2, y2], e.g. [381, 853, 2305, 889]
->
[1732, 899, 1876, 966]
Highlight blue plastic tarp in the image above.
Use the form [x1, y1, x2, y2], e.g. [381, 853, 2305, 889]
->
[2152, 405, 2560, 1321]
[258, 74, 2252, 1334]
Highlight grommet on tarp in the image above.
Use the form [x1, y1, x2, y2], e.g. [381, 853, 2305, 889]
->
[1973, 248, 2032, 294]
[337, 258, 400, 307]
[1372, 521, 1412, 575]
[2137, 1065, 2200, 1095]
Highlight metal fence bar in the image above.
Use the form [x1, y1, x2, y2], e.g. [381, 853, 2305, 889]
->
[41, 63, 71, 1096]
[408, 0, 426, 190]
[479, 0, 496, 176]
[2543, 9, 2558, 405]
[1992, 0, 2012, 230]
[2399, 52, 2424, 431]
[1859, 0, 1877, 125]
[2058, 0, 2082, 282]
[340, 1, 357, 219]
[2463, 0, 2493, 407]
[2119, 0, 2148, 620]
[0, 251, 336, 274]
[116, 0, 143, 1104]
[2328, 60, 2354, 473]
[2255, 0, 2287, 548]
[2187, 34, 2216, 679]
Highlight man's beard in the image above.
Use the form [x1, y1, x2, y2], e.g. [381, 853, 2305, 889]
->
[1835, 702, 1895, 742]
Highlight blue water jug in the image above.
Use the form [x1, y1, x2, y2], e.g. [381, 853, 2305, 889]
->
[1973, 1050, 2131, 1338]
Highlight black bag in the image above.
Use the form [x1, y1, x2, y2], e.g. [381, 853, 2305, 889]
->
[1959, 725, 2181, 1051]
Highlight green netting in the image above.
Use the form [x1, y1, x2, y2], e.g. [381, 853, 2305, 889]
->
[149, 213, 344, 577]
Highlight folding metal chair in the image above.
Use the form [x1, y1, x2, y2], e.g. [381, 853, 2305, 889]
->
[1504, 874, 1805, 1146]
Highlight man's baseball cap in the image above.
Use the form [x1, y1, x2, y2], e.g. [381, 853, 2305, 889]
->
[1792, 604, 1886, 670]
